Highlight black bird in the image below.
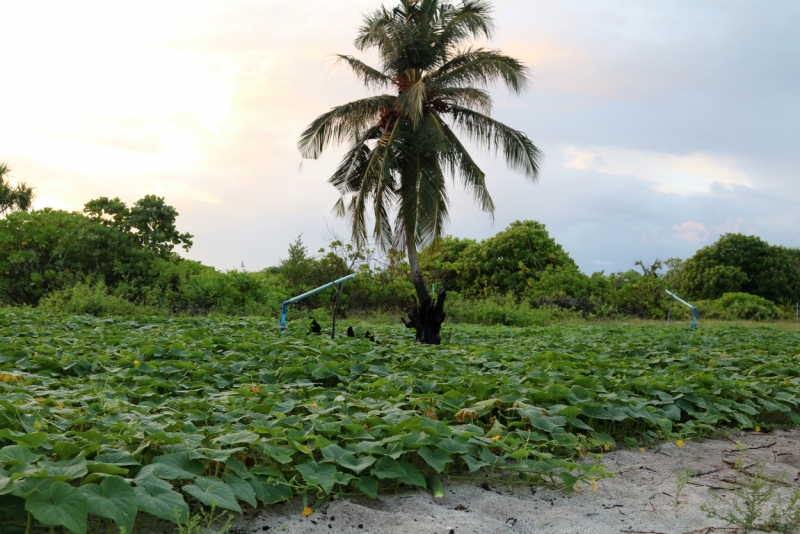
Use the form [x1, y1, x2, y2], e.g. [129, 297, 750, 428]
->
[346, 326, 355, 337]
[364, 331, 375, 342]
[309, 318, 322, 335]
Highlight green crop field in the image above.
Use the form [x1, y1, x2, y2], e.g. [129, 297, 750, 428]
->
[1, 310, 799, 533]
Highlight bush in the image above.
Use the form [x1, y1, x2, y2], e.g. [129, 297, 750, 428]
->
[39, 281, 149, 316]
[135, 259, 289, 316]
[606, 270, 671, 319]
[681, 234, 800, 302]
[444, 292, 582, 327]
[421, 221, 579, 297]
[0, 197, 192, 306]
[697, 292, 779, 321]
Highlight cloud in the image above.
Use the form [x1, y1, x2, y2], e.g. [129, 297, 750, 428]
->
[672, 221, 709, 242]
[562, 146, 753, 194]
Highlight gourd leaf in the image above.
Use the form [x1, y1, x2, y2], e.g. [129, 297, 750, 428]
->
[25, 482, 88, 534]
[79, 476, 138, 534]
[182, 476, 242, 514]
[134, 483, 188, 524]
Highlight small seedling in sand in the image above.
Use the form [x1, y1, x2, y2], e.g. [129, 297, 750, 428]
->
[673, 468, 691, 517]
[701, 462, 800, 532]
[176, 505, 235, 534]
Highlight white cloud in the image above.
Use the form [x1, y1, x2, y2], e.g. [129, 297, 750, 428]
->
[714, 217, 744, 235]
[562, 146, 753, 194]
[672, 221, 709, 242]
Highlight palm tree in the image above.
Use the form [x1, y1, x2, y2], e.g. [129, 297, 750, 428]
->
[0, 163, 36, 216]
[298, 0, 541, 343]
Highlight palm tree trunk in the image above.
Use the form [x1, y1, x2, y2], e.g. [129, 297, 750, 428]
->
[402, 229, 446, 344]
[406, 236, 431, 304]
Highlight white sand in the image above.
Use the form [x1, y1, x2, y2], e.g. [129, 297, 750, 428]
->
[233, 428, 800, 534]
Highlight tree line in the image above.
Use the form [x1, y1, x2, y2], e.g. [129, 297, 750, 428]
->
[0, 193, 797, 324]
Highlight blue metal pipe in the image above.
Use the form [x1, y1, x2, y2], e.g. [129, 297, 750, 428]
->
[665, 290, 698, 330]
[280, 273, 357, 331]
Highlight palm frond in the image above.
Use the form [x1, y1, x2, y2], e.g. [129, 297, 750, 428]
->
[333, 55, 392, 88]
[449, 105, 542, 180]
[298, 95, 393, 159]
[435, 116, 494, 215]
[435, 86, 493, 114]
[436, 0, 495, 51]
[432, 48, 528, 93]
[396, 79, 428, 126]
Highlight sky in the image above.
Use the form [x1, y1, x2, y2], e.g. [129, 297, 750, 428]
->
[1, 0, 798, 274]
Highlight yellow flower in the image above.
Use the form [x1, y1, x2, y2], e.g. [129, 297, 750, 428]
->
[491, 435, 501, 441]
[133, 360, 139, 365]
[249, 386, 261, 393]
[603, 444, 610, 451]
[591, 480, 598, 492]
[755, 426, 761, 432]
[573, 483, 580, 492]
[676, 439, 684, 448]
[639, 447, 645, 453]
[302, 507, 313, 516]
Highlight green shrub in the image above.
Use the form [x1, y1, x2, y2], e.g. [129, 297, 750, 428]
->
[606, 271, 671, 319]
[681, 233, 800, 302]
[445, 292, 582, 326]
[136, 259, 289, 316]
[39, 280, 150, 316]
[697, 292, 779, 321]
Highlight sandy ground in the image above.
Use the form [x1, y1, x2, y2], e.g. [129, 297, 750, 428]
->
[230, 428, 800, 534]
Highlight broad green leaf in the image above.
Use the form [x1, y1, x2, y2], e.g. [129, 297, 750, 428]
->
[256, 444, 294, 465]
[52, 442, 82, 460]
[321, 444, 348, 464]
[224, 458, 253, 480]
[0, 446, 42, 466]
[249, 477, 292, 504]
[462, 455, 489, 473]
[223, 473, 257, 508]
[79, 476, 138, 534]
[151, 452, 204, 480]
[212, 431, 259, 446]
[0, 476, 13, 496]
[182, 476, 242, 514]
[133, 465, 173, 490]
[0, 430, 48, 449]
[25, 482, 88, 534]
[354, 476, 378, 498]
[529, 416, 565, 434]
[190, 448, 245, 462]
[436, 438, 469, 454]
[417, 447, 452, 474]
[397, 462, 426, 488]
[134, 483, 188, 523]
[12, 477, 53, 499]
[296, 462, 338, 494]
[332, 471, 354, 486]
[337, 454, 376, 474]
[93, 451, 140, 467]
[87, 462, 128, 476]
[41, 457, 88, 481]
[567, 417, 594, 431]
[369, 457, 406, 480]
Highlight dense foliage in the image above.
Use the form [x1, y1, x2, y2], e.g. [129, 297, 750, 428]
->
[1, 311, 799, 533]
[0, 197, 192, 306]
[0, 163, 35, 217]
[680, 233, 800, 302]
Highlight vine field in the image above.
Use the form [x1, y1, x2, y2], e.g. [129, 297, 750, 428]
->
[1, 310, 798, 533]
